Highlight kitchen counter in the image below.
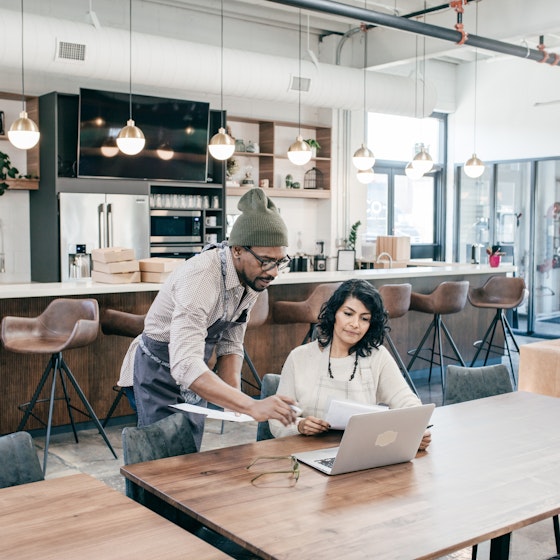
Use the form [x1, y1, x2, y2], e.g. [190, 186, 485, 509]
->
[0, 263, 515, 298]
[0, 264, 515, 434]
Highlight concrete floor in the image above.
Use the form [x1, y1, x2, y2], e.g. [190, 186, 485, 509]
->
[28, 337, 558, 560]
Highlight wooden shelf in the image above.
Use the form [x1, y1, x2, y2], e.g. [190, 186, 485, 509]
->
[227, 186, 330, 199]
[6, 178, 39, 191]
[226, 116, 331, 194]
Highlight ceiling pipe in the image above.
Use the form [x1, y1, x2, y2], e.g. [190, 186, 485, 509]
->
[266, 0, 560, 67]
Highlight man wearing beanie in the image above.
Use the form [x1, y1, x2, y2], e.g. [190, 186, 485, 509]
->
[130, 188, 297, 449]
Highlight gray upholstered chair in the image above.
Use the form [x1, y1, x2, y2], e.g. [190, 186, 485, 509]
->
[256, 373, 281, 441]
[0, 431, 44, 488]
[122, 412, 255, 559]
[122, 412, 197, 502]
[443, 364, 514, 406]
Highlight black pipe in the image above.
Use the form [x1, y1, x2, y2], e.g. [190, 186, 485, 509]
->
[265, 0, 558, 67]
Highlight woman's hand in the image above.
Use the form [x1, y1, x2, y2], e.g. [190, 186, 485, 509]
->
[297, 416, 330, 436]
[418, 429, 432, 451]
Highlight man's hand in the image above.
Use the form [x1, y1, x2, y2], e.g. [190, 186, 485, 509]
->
[249, 395, 297, 426]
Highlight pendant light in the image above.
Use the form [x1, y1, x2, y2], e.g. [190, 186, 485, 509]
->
[464, 1, 485, 179]
[208, 0, 235, 160]
[287, 10, 312, 166]
[117, 0, 145, 156]
[356, 167, 375, 184]
[411, 6, 433, 174]
[405, 161, 424, 180]
[406, 34, 424, 179]
[8, 0, 40, 151]
[352, 15, 375, 172]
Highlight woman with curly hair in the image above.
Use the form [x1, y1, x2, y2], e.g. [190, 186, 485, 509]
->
[269, 279, 431, 450]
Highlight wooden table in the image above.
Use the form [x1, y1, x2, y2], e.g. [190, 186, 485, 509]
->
[0, 473, 230, 559]
[121, 392, 560, 560]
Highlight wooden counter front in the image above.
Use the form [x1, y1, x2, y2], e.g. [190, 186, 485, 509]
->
[0, 265, 511, 434]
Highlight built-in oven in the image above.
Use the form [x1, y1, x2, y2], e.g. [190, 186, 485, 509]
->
[150, 209, 202, 244]
[150, 245, 203, 260]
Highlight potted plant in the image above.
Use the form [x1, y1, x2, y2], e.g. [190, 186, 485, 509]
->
[0, 150, 20, 196]
[304, 138, 321, 158]
[347, 220, 361, 251]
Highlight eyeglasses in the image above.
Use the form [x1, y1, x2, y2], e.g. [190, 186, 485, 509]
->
[246, 455, 300, 485]
[243, 246, 291, 272]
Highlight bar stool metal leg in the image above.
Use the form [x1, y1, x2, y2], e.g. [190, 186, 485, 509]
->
[385, 332, 419, 396]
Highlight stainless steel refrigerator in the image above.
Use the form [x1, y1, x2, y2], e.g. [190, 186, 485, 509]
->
[59, 192, 150, 281]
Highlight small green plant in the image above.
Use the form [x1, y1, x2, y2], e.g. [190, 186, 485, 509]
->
[304, 138, 321, 151]
[0, 150, 20, 196]
[347, 220, 361, 251]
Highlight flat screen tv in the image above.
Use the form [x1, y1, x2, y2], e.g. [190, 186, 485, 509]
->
[78, 88, 210, 182]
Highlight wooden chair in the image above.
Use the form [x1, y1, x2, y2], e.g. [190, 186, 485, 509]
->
[1, 298, 116, 473]
[273, 283, 341, 345]
[407, 281, 469, 391]
[0, 431, 44, 489]
[100, 308, 146, 427]
[378, 283, 418, 396]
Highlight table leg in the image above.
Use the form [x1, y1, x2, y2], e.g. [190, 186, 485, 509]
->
[489, 532, 511, 560]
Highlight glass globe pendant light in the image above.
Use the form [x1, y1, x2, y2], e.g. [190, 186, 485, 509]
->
[464, 153, 485, 178]
[287, 10, 312, 166]
[117, 0, 145, 156]
[405, 161, 424, 180]
[463, 2, 485, 179]
[412, 143, 433, 174]
[352, 17, 375, 171]
[356, 167, 375, 184]
[8, 0, 40, 151]
[208, 0, 235, 161]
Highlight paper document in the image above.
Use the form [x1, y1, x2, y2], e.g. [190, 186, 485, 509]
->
[170, 403, 255, 423]
[325, 399, 388, 430]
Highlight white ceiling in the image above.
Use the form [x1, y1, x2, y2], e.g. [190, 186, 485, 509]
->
[1, 0, 560, 100]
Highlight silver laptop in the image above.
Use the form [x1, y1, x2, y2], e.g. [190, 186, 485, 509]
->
[293, 403, 435, 476]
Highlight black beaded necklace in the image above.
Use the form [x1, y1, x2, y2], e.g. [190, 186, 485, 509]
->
[328, 351, 359, 381]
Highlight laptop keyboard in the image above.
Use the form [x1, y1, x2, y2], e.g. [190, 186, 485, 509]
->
[316, 457, 336, 468]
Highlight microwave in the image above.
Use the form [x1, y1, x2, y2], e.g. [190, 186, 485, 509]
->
[150, 209, 202, 243]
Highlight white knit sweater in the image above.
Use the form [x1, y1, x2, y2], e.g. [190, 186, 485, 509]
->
[269, 341, 421, 438]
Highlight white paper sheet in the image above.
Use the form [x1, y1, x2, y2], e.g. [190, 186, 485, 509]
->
[170, 402, 255, 422]
[325, 399, 388, 430]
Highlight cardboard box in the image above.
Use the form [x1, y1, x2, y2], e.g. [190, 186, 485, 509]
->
[91, 247, 135, 263]
[92, 270, 141, 284]
[93, 260, 140, 274]
[139, 257, 182, 273]
[141, 271, 174, 283]
[376, 236, 411, 262]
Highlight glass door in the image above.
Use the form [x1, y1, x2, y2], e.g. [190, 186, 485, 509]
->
[533, 160, 560, 336]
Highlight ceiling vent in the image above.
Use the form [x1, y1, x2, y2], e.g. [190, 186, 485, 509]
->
[289, 75, 311, 92]
[55, 40, 86, 62]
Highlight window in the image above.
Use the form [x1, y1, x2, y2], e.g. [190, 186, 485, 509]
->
[363, 112, 446, 260]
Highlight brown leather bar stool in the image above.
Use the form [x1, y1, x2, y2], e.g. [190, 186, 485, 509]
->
[407, 281, 469, 389]
[1, 298, 117, 473]
[242, 290, 269, 392]
[468, 276, 527, 384]
[273, 283, 342, 345]
[100, 308, 146, 427]
[378, 283, 418, 396]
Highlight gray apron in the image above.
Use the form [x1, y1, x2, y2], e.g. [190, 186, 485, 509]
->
[133, 244, 248, 450]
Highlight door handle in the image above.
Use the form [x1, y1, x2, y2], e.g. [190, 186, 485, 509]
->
[107, 203, 113, 247]
[98, 203, 106, 248]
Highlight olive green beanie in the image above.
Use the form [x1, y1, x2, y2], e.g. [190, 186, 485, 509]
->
[228, 188, 289, 247]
